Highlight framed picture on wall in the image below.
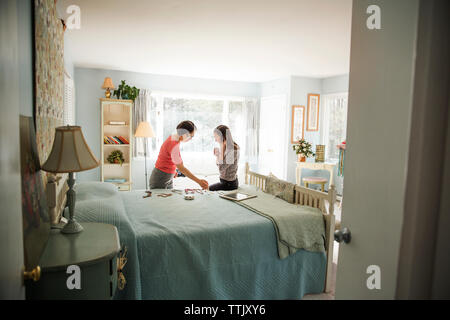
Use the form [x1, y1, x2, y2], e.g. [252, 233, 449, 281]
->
[291, 105, 305, 143]
[307, 93, 320, 131]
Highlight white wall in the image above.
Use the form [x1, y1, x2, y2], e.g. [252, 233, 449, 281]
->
[74, 66, 349, 189]
[259, 75, 349, 190]
[75, 67, 260, 189]
[288, 76, 323, 183]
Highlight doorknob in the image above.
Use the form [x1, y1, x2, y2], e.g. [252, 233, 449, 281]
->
[334, 227, 351, 244]
[23, 266, 41, 282]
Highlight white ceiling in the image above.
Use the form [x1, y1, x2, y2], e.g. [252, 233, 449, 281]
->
[60, 0, 352, 82]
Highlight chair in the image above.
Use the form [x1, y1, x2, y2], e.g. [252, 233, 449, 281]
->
[302, 177, 328, 192]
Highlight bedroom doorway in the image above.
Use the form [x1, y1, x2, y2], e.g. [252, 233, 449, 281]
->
[258, 95, 288, 180]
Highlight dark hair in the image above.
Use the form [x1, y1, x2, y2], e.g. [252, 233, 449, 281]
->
[214, 125, 239, 150]
[176, 120, 197, 136]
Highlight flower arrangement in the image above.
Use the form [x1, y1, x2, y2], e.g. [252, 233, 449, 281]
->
[292, 138, 315, 161]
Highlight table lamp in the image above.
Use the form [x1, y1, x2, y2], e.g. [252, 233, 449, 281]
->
[101, 77, 115, 98]
[135, 121, 155, 191]
[42, 126, 100, 234]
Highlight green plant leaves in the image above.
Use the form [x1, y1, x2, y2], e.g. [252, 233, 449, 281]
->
[107, 150, 125, 165]
[112, 80, 140, 101]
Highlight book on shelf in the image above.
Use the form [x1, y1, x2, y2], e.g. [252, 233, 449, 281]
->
[109, 121, 126, 125]
[104, 178, 127, 183]
[104, 136, 115, 144]
[111, 136, 123, 144]
[117, 136, 129, 144]
[103, 136, 129, 145]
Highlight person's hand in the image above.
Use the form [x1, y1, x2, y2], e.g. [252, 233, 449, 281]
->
[213, 147, 219, 157]
[199, 179, 209, 190]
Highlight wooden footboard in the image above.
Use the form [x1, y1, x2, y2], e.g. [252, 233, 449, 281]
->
[244, 162, 336, 293]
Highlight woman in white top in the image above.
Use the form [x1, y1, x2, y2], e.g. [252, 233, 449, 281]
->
[209, 125, 240, 191]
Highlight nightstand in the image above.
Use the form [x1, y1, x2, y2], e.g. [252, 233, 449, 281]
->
[26, 223, 121, 300]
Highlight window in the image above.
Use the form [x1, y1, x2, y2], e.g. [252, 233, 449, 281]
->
[63, 72, 75, 125]
[163, 97, 224, 153]
[322, 93, 348, 161]
[144, 92, 248, 175]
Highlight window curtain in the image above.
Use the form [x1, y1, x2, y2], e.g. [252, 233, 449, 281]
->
[133, 89, 152, 158]
[244, 97, 260, 165]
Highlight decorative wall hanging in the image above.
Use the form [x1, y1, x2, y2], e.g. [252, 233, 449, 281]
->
[34, 0, 65, 174]
[19, 116, 50, 270]
[307, 93, 320, 131]
[291, 105, 305, 143]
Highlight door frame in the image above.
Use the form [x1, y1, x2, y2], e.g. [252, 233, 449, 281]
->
[259, 94, 288, 180]
[0, 0, 26, 299]
[396, 0, 450, 299]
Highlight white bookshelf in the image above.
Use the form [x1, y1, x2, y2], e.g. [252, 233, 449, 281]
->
[100, 98, 133, 191]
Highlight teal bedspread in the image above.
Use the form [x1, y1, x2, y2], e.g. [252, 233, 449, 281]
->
[74, 182, 326, 300]
[234, 185, 326, 259]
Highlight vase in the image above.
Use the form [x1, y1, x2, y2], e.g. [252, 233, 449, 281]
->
[298, 155, 306, 162]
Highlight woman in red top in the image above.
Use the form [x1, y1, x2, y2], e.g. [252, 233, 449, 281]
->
[149, 120, 209, 190]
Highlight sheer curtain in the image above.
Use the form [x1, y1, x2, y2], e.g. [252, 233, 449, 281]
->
[133, 89, 152, 158]
[244, 97, 260, 166]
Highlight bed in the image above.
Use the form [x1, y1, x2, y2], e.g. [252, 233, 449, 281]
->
[48, 163, 336, 300]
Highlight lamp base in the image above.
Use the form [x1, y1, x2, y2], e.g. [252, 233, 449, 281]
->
[61, 219, 84, 234]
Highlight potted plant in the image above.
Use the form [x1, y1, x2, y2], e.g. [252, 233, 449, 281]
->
[292, 138, 315, 162]
[113, 80, 140, 101]
[107, 150, 125, 165]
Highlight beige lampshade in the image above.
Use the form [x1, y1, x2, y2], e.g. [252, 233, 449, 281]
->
[135, 121, 155, 138]
[42, 126, 100, 173]
[101, 77, 115, 89]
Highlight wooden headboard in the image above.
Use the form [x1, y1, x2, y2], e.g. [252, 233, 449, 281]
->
[244, 162, 336, 293]
[46, 173, 69, 226]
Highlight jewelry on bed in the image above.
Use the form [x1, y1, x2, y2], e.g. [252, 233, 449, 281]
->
[157, 193, 172, 198]
[185, 188, 204, 194]
[143, 191, 152, 198]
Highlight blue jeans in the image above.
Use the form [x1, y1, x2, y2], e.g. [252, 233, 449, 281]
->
[209, 178, 238, 191]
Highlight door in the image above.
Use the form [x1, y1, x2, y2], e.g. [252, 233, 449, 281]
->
[258, 95, 287, 179]
[335, 0, 421, 299]
[0, 0, 26, 299]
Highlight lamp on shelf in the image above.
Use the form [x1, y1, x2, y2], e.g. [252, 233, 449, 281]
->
[42, 126, 100, 234]
[101, 77, 115, 99]
[135, 121, 155, 191]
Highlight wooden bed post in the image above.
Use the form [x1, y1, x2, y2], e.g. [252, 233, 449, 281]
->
[328, 185, 336, 216]
[245, 162, 249, 185]
[324, 213, 336, 293]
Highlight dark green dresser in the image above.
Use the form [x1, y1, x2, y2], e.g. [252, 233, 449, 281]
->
[26, 223, 121, 300]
